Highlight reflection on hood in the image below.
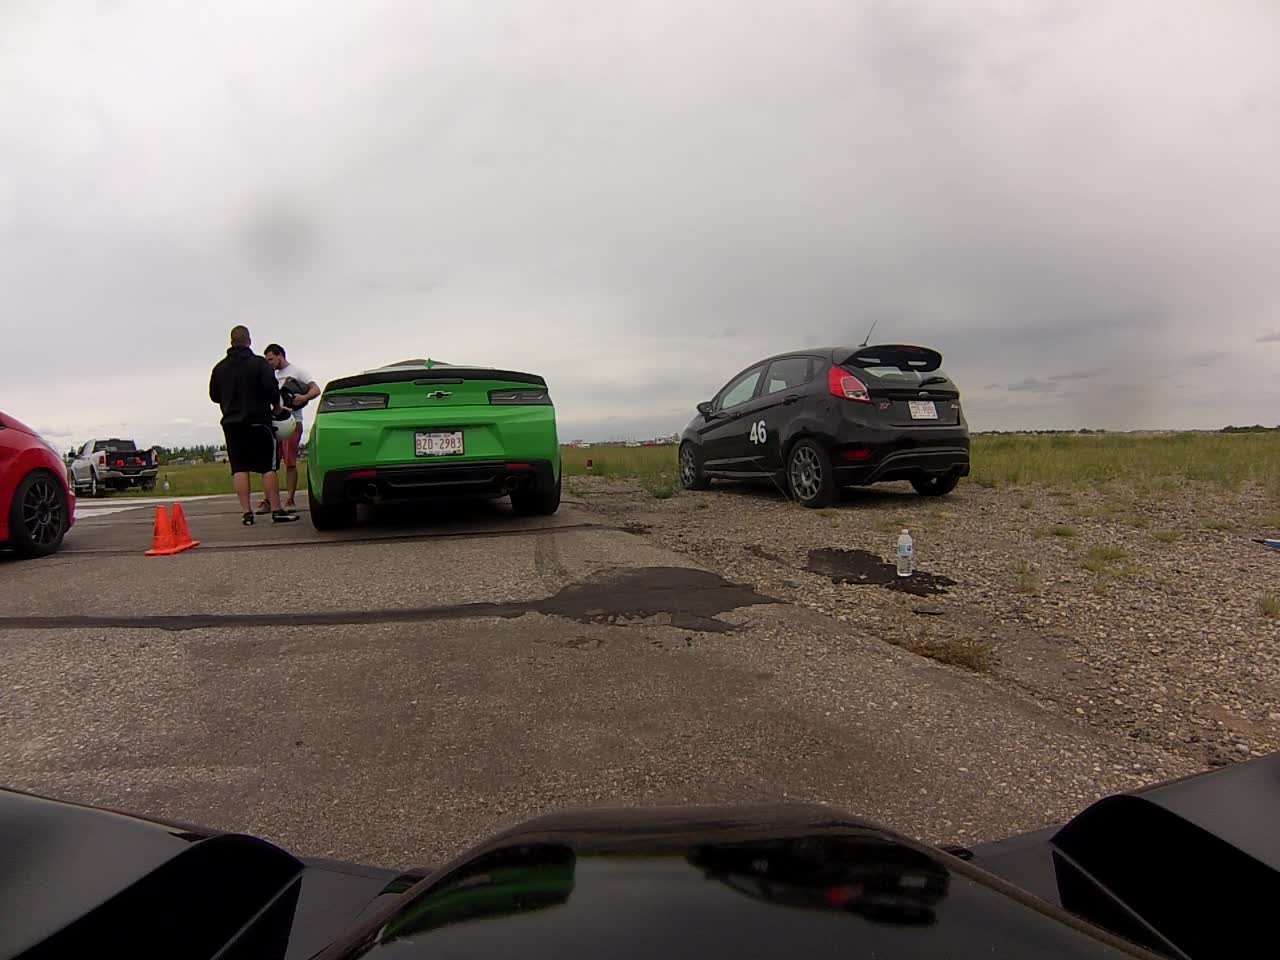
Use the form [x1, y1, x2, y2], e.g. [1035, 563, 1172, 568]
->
[687, 834, 950, 926]
[380, 844, 576, 942]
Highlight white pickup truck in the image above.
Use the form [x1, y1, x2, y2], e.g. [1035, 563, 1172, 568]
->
[69, 438, 159, 497]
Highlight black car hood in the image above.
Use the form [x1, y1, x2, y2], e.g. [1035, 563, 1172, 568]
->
[12, 755, 1280, 959]
[0, 790, 1161, 960]
[323, 805, 1149, 960]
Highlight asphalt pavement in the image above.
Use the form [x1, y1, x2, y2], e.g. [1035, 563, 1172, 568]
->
[0, 492, 1189, 869]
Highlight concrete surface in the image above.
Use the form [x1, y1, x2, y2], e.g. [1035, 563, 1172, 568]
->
[0, 493, 1187, 869]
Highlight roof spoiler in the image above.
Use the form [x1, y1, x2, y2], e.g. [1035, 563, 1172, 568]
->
[839, 345, 943, 373]
[326, 367, 546, 392]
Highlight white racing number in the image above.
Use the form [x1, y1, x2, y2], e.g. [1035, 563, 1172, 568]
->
[748, 419, 768, 444]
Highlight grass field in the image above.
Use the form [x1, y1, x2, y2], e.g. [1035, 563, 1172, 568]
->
[968, 432, 1280, 491]
[102, 461, 312, 497]
[561, 433, 1280, 495]
[98, 432, 1280, 501]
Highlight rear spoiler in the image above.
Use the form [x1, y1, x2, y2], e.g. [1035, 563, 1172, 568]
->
[839, 345, 943, 373]
[326, 367, 547, 392]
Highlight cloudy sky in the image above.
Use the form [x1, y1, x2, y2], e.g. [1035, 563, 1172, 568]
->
[3, 1, 1278, 450]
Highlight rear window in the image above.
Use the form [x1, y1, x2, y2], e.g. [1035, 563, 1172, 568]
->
[844, 344, 945, 384]
[94, 440, 137, 452]
[845, 345, 942, 371]
[855, 366, 949, 385]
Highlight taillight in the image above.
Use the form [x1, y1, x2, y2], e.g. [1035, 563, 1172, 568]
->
[828, 365, 871, 403]
[489, 388, 551, 405]
[318, 393, 389, 413]
[97, 453, 106, 464]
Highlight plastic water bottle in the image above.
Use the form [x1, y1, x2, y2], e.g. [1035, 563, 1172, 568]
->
[896, 529, 914, 577]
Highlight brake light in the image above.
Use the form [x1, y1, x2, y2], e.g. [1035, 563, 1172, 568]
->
[350, 470, 377, 479]
[97, 453, 106, 464]
[319, 393, 389, 413]
[828, 365, 871, 403]
[489, 388, 551, 405]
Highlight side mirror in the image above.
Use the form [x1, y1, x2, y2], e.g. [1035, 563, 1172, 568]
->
[696, 401, 714, 419]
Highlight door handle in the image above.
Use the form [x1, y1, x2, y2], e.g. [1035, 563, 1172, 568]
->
[782, 395, 801, 405]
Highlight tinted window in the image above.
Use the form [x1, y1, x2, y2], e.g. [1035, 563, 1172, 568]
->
[718, 365, 764, 409]
[763, 357, 811, 395]
[856, 366, 949, 386]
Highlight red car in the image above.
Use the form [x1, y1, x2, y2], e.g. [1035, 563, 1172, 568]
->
[0, 412, 75, 557]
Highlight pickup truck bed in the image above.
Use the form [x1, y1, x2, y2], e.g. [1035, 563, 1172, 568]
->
[70, 440, 158, 496]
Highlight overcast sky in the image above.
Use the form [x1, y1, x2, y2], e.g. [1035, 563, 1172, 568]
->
[3, 1, 1279, 449]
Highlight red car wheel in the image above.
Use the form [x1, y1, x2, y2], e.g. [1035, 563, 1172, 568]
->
[8, 470, 69, 557]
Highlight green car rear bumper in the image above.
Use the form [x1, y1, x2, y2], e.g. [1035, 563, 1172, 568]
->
[308, 407, 560, 506]
[317, 458, 558, 504]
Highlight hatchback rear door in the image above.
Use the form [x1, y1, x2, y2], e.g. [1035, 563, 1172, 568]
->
[837, 345, 962, 428]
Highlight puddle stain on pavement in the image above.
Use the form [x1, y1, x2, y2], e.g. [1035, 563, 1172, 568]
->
[535, 566, 773, 633]
[0, 567, 776, 634]
[806, 548, 956, 598]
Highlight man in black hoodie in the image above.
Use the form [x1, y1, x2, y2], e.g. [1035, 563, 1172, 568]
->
[209, 325, 299, 525]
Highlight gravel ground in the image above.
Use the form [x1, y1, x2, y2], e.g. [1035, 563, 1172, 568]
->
[568, 475, 1280, 770]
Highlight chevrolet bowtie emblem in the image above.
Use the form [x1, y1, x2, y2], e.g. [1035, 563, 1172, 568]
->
[427, 391, 452, 399]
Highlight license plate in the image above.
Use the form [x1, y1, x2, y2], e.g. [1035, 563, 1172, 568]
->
[908, 400, 938, 420]
[415, 431, 464, 456]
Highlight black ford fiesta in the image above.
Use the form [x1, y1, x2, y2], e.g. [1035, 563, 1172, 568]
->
[679, 344, 970, 507]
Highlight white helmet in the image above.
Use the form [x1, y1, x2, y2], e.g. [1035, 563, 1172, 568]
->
[272, 413, 298, 441]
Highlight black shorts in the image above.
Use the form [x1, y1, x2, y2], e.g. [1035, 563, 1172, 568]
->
[223, 422, 279, 475]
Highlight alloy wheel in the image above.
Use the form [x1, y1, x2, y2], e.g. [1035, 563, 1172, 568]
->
[789, 446, 822, 502]
[680, 445, 697, 486]
[22, 476, 65, 547]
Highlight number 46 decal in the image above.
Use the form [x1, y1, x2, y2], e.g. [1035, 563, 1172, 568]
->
[748, 419, 768, 444]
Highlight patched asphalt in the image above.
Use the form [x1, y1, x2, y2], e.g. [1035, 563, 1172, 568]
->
[0, 493, 1192, 868]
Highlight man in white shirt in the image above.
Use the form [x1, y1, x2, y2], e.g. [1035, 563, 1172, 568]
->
[261, 343, 320, 513]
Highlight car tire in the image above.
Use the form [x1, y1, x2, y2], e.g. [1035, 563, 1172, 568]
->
[88, 472, 102, 498]
[307, 472, 356, 530]
[678, 442, 711, 491]
[786, 439, 836, 508]
[8, 470, 69, 558]
[911, 472, 960, 497]
[511, 473, 561, 516]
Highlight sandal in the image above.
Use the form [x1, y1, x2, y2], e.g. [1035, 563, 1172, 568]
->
[242, 512, 255, 526]
[254, 500, 272, 515]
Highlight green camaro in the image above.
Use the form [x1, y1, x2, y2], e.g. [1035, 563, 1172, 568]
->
[306, 359, 561, 529]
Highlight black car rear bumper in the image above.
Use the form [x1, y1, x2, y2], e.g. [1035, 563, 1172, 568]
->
[831, 437, 970, 486]
[321, 459, 558, 504]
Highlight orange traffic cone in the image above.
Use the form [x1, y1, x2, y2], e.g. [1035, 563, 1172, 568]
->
[170, 502, 200, 552]
[144, 506, 180, 556]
